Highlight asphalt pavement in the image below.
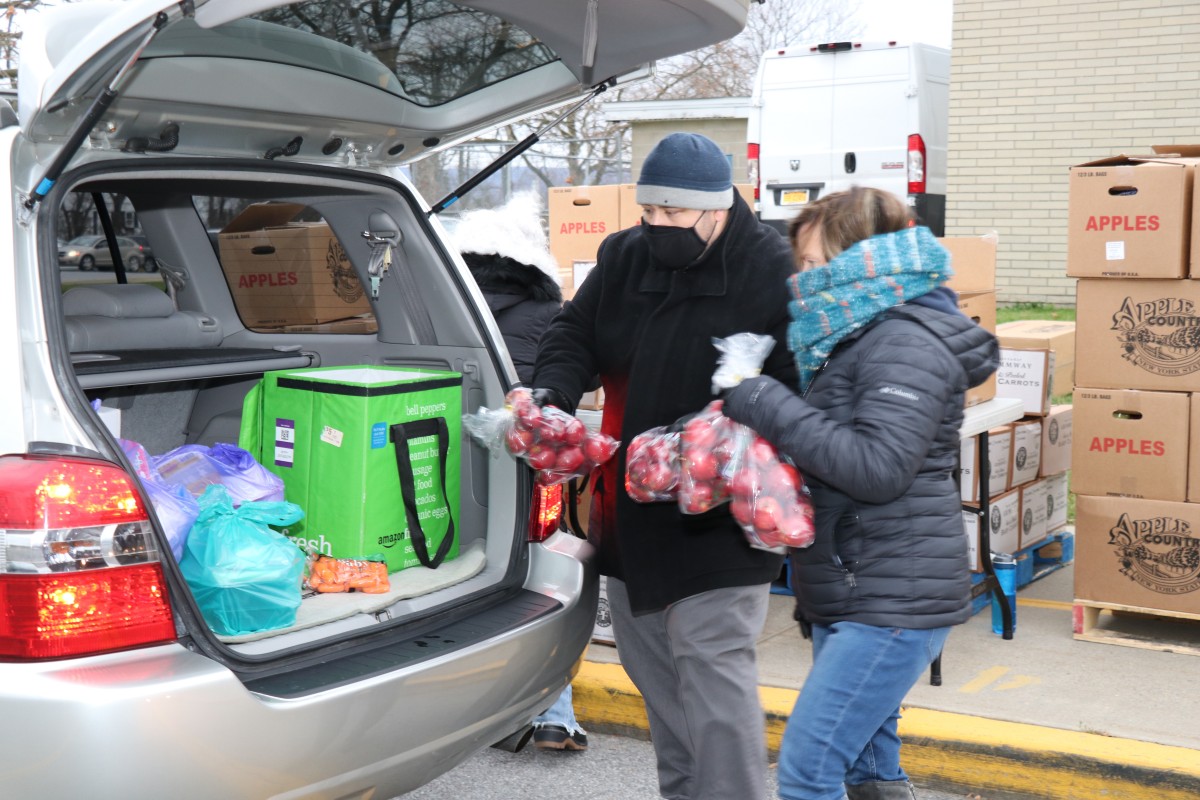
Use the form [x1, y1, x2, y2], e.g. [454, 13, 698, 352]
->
[398, 732, 985, 800]
[573, 546, 1200, 800]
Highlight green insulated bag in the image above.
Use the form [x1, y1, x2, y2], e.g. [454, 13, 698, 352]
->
[239, 366, 462, 573]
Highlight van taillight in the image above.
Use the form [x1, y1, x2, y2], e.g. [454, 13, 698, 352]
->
[907, 134, 926, 194]
[0, 455, 175, 660]
[747, 143, 760, 201]
[528, 483, 564, 542]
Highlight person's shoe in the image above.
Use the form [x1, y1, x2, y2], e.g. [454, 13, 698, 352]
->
[532, 724, 588, 751]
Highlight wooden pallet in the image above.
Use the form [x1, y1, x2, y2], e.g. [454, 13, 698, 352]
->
[1073, 600, 1200, 656]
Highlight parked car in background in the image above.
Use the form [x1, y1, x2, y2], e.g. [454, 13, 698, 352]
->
[128, 234, 158, 270]
[1, 1, 747, 798]
[58, 234, 148, 270]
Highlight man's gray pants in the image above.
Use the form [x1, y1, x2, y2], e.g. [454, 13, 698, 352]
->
[606, 578, 771, 800]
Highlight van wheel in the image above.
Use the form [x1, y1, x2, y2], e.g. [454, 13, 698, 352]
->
[79, 255, 95, 271]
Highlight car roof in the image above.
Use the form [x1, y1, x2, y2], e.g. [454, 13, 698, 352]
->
[19, 0, 748, 169]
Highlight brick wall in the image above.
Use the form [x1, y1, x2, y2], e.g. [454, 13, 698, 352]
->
[949, 0, 1200, 306]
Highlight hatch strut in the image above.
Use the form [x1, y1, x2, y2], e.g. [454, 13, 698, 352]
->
[427, 83, 609, 217]
[22, 11, 172, 211]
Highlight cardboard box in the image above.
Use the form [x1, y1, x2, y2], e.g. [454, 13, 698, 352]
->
[554, 183, 762, 297]
[277, 316, 379, 335]
[1192, 393, 1200, 503]
[1074, 495, 1200, 614]
[960, 425, 1013, 503]
[1044, 471, 1070, 533]
[593, 575, 615, 644]
[1075, 278, 1200, 392]
[578, 389, 605, 411]
[1066, 153, 1195, 279]
[548, 185, 621, 297]
[217, 203, 371, 328]
[939, 235, 997, 293]
[959, 290, 997, 407]
[996, 347, 1055, 416]
[997, 320, 1076, 395]
[1152, 145, 1200, 278]
[963, 488, 1021, 570]
[1070, 387, 1189, 502]
[240, 365, 463, 574]
[1040, 404, 1073, 477]
[1019, 478, 1050, 550]
[1009, 418, 1043, 488]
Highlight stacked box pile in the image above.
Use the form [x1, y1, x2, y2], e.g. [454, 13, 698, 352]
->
[941, 235, 1075, 574]
[1066, 144, 1200, 618]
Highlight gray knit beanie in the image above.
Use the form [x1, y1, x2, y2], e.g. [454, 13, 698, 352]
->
[636, 132, 734, 210]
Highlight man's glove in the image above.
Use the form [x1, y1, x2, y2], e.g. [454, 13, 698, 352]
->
[529, 387, 573, 414]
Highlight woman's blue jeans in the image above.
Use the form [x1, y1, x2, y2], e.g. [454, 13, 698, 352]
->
[777, 621, 951, 800]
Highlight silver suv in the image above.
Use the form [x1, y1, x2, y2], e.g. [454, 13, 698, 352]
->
[0, 1, 746, 798]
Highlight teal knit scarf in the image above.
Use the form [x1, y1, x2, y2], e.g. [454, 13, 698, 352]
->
[787, 226, 952, 393]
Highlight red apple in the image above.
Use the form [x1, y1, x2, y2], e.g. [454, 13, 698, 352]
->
[682, 418, 718, 449]
[685, 449, 719, 481]
[777, 516, 815, 548]
[645, 463, 677, 493]
[583, 433, 619, 464]
[646, 439, 675, 464]
[730, 468, 760, 498]
[555, 446, 586, 473]
[626, 482, 656, 503]
[562, 418, 588, 445]
[752, 496, 782, 533]
[534, 414, 565, 443]
[504, 426, 534, 455]
[526, 444, 557, 470]
[730, 498, 754, 526]
[749, 438, 777, 467]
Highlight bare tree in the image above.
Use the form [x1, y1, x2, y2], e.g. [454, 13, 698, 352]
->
[414, 0, 863, 205]
[634, 0, 864, 100]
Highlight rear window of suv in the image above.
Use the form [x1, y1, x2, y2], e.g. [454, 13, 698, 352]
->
[248, 0, 559, 107]
[200, 197, 378, 334]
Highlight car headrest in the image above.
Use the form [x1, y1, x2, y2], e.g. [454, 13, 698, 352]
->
[62, 284, 175, 319]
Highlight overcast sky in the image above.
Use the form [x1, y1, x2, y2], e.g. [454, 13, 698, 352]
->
[855, 0, 953, 49]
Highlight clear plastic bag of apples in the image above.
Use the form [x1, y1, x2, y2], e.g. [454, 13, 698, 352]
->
[625, 333, 815, 551]
[463, 387, 620, 485]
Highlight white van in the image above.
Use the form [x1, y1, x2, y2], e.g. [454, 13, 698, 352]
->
[748, 41, 950, 234]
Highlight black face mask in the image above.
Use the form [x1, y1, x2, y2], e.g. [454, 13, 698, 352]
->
[642, 211, 711, 270]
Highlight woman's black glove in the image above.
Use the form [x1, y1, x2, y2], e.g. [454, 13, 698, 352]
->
[718, 375, 774, 428]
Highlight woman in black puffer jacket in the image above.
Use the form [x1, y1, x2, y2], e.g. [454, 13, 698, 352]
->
[722, 187, 999, 800]
[452, 195, 563, 385]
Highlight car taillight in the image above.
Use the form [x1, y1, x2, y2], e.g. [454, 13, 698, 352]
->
[747, 142, 760, 201]
[528, 483, 564, 542]
[0, 455, 175, 660]
[907, 134, 926, 194]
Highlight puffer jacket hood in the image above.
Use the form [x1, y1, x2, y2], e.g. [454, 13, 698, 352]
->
[465, 253, 562, 384]
[889, 299, 999, 392]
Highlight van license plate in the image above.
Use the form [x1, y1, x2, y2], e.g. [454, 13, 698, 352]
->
[781, 189, 809, 206]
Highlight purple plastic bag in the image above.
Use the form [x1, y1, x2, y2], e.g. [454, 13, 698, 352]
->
[152, 443, 285, 506]
[119, 438, 199, 562]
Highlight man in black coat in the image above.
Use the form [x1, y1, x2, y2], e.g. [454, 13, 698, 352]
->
[532, 133, 797, 800]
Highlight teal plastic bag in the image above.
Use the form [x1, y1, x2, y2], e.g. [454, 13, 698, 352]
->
[180, 485, 306, 636]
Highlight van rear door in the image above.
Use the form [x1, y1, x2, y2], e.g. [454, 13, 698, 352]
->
[829, 45, 912, 199]
[756, 48, 835, 218]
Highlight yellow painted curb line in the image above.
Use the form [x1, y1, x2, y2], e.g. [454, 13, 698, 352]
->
[573, 660, 1200, 800]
